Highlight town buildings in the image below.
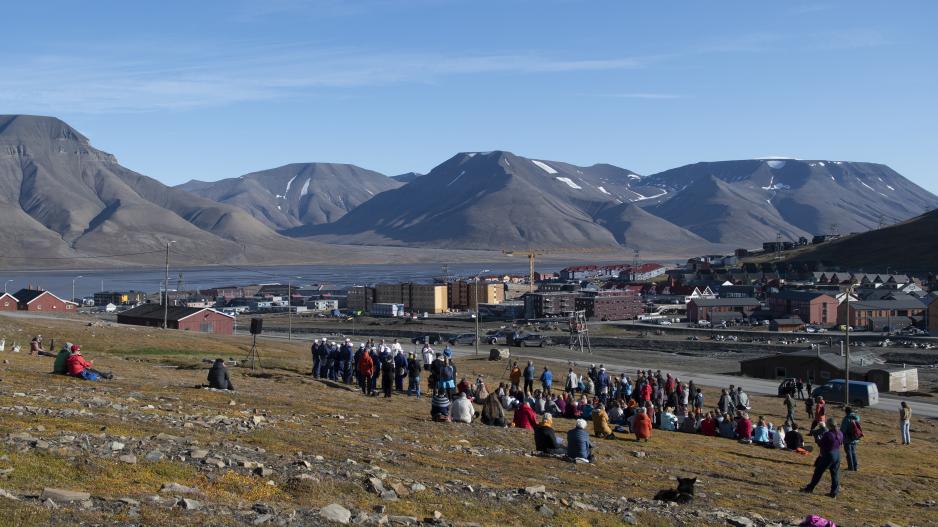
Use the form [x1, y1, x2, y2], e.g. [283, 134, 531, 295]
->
[575, 290, 643, 321]
[767, 290, 838, 326]
[740, 349, 918, 393]
[686, 298, 761, 323]
[838, 296, 925, 331]
[10, 288, 77, 313]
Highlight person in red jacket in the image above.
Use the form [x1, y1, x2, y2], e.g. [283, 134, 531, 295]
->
[640, 382, 652, 403]
[65, 345, 111, 380]
[513, 402, 538, 430]
[735, 411, 753, 442]
[632, 407, 652, 441]
[700, 412, 717, 436]
[357, 351, 375, 395]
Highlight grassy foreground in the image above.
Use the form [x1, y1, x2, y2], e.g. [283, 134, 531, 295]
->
[0, 314, 936, 526]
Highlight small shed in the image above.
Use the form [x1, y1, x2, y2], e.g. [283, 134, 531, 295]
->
[117, 304, 235, 335]
[770, 318, 806, 332]
[0, 293, 18, 311]
[860, 367, 919, 393]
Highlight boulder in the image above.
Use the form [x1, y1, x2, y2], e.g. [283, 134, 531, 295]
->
[41, 488, 90, 502]
[488, 348, 510, 361]
[320, 503, 352, 524]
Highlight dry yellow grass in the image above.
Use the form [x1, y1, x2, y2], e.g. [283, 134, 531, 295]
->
[1, 314, 937, 526]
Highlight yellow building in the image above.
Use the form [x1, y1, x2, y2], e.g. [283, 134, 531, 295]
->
[409, 284, 448, 314]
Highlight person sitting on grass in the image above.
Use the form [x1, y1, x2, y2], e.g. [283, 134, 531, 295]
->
[592, 400, 615, 439]
[699, 412, 717, 436]
[579, 396, 594, 420]
[773, 424, 787, 449]
[566, 419, 594, 463]
[451, 392, 475, 424]
[207, 358, 234, 390]
[659, 406, 678, 431]
[752, 416, 771, 446]
[65, 345, 112, 381]
[534, 414, 566, 456]
[481, 392, 507, 427]
[679, 410, 698, 433]
[632, 407, 652, 442]
[718, 413, 736, 439]
[786, 423, 806, 451]
[513, 401, 539, 430]
[735, 411, 753, 443]
[53, 342, 73, 374]
[431, 390, 451, 422]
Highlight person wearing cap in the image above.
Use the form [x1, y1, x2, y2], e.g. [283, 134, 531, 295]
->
[534, 414, 566, 456]
[207, 358, 234, 390]
[566, 419, 594, 462]
[53, 341, 73, 374]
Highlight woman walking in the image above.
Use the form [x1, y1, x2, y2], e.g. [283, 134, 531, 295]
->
[801, 417, 843, 498]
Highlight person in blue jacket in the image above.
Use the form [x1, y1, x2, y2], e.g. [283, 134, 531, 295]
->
[566, 419, 594, 462]
[393, 350, 408, 392]
[540, 366, 553, 395]
[841, 407, 862, 471]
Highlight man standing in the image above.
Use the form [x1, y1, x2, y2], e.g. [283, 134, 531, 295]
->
[736, 386, 750, 411]
[523, 361, 535, 396]
[796, 378, 805, 400]
[784, 393, 796, 424]
[393, 349, 408, 392]
[899, 402, 912, 445]
[539, 366, 553, 395]
[407, 352, 422, 398]
[310, 339, 322, 378]
[509, 361, 522, 391]
[841, 407, 862, 471]
[693, 388, 704, 418]
[565, 368, 578, 395]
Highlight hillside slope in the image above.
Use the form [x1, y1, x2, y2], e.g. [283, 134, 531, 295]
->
[178, 163, 402, 230]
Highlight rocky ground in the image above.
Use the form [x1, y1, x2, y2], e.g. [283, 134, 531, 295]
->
[0, 314, 936, 526]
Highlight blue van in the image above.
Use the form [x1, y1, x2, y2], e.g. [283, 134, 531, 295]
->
[811, 380, 879, 407]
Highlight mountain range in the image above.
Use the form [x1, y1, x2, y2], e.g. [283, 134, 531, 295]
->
[3, 114, 936, 267]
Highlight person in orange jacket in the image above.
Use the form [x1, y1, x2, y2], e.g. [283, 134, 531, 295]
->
[357, 350, 375, 395]
[632, 407, 652, 442]
[509, 361, 522, 391]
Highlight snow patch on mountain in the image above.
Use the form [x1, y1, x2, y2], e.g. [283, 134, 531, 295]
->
[532, 160, 558, 174]
[555, 176, 582, 189]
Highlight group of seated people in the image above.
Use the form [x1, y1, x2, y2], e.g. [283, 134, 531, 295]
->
[48, 340, 112, 381]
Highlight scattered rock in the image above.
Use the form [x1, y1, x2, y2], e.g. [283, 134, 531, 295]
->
[523, 485, 546, 495]
[40, 488, 91, 502]
[177, 498, 202, 510]
[622, 512, 638, 525]
[365, 477, 386, 495]
[118, 454, 137, 464]
[320, 503, 352, 524]
[389, 481, 410, 498]
[145, 450, 165, 462]
[160, 482, 200, 495]
[632, 451, 646, 458]
[537, 504, 554, 518]
[727, 516, 755, 527]
[109, 441, 125, 451]
[188, 449, 209, 460]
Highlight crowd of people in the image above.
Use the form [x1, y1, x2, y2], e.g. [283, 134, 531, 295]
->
[29, 336, 114, 381]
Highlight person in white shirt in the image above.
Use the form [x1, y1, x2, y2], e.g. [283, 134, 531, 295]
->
[451, 392, 475, 423]
[391, 339, 403, 354]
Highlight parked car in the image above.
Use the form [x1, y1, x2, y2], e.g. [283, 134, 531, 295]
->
[812, 380, 879, 407]
[448, 333, 477, 345]
[777, 378, 798, 397]
[412, 335, 443, 345]
[486, 329, 519, 346]
[658, 320, 672, 326]
[516, 334, 553, 347]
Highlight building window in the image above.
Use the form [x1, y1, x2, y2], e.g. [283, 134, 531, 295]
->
[200, 322, 214, 333]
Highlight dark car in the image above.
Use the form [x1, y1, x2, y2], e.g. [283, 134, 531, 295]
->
[517, 334, 553, 347]
[448, 333, 477, 345]
[412, 335, 442, 345]
[486, 330, 519, 346]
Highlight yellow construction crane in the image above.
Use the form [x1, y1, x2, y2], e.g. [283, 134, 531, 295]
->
[502, 247, 618, 292]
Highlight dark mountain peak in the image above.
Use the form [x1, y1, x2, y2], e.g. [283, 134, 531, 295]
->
[391, 172, 423, 183]
[0, 114, 89, 145]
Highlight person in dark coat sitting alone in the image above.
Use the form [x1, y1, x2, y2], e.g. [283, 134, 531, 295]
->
[534, 414, 566, 456]
[566, 419, 594, 463]
[207, 359, 234, 390]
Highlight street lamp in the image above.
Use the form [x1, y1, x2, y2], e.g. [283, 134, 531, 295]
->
[474, 269, 490, 356]
[72, 275, 83, 307]
[3, 280, 13, 294]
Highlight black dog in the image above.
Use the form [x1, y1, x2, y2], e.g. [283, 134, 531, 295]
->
[654, 477, 697, 504]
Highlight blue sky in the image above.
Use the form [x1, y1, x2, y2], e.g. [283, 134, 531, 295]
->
[2, 0, 936, 192]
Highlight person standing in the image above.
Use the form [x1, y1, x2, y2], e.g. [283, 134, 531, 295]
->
[539, 366, 553, 395]
[784, 393, 796, 424]
[693, 388, 704, 418]
[805, 396, 815, 423]
[357, 348, 374, 395]
[899, 402, 911, 445]
[801, 417, 843, 498]
[380, 355, 395, 398]
[523, 361, 535, 396]
[509, 361, 522, 392]
[407, 353, 422, 398]
[841, 407, 862, 471]
[796, 378, 805, 400]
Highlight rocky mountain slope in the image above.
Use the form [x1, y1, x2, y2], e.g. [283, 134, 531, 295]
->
[643, 159, 938, 247]
[177, 163, 402, 230]
[782, 208, 938, 273]
[290, 151, 715, 254]
[0, 115, 325, 265]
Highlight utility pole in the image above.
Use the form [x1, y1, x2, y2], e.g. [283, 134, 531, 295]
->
[288, 278, 293, 341]
[844, 284, 852, 405]
[163, 241, 176, 329]
[72, 275, 83, 307]
[474, 269, 490, 356]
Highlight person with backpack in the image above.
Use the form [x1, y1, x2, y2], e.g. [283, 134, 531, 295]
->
[841, 407, 862, 471]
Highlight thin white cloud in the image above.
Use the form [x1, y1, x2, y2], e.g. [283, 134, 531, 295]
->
[601, 93, 686, 100]
[0, 45, 650, 113]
